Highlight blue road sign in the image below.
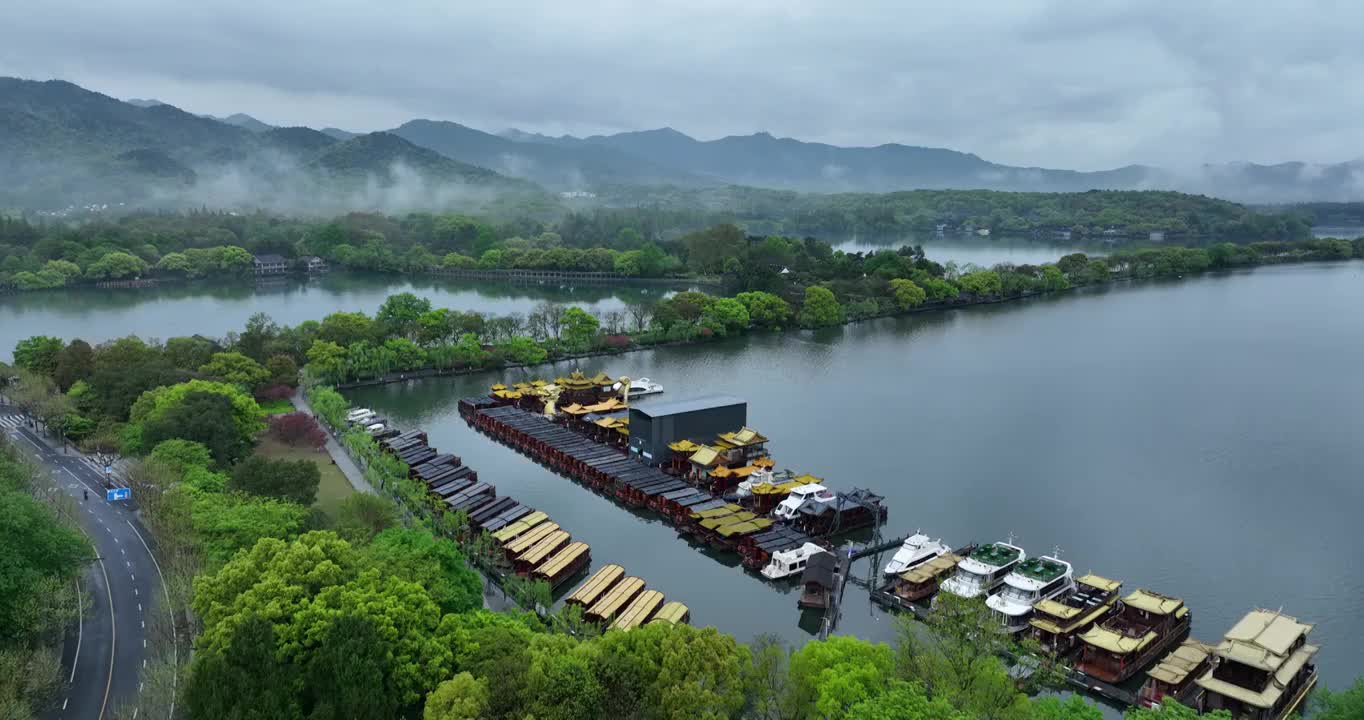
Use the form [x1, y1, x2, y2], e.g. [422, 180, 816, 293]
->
[107, 487, 131, 501]
[105, 465, 114, 474]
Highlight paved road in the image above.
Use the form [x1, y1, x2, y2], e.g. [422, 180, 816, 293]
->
[3, 413, 175, 720]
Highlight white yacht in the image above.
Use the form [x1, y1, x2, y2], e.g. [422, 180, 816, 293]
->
[939, 540, 1025, 600]
[882, 532, 952, 576]
[986, 555, 1076, 633]
[613, 377, 664, 396]
[760, 542, 827, 580]
[772, 483, 836, 522]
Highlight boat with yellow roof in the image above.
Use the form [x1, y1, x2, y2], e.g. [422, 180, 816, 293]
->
[1076, 588, 1191, 683]
[1029, 573, 1122, 657]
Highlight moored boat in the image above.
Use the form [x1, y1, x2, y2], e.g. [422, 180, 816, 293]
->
[885, 551, 962, 604]
[882, 532, 952, 576]
[532, 541, 591, 590]
[1138, 639, 1214, 709]
[797, 551, 838, 610]
[1194, 609, 1319, 720]
[648, 601, 690, 627]
[585, 576, 645, 624]
[1076, 588, 1191, 683]
[987, 555, 1076, 633]
[760, 542, 827, 580]
[611, 590, 666, 631]
[613, 377, 663, 397]
[1029, 573, 1122, 657]
[939, 540, 1025, 600]
[566, 564, 625, 608]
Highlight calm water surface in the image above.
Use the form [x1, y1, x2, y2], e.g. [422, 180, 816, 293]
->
[833, 234, 1092, 267]
[347, 262, 1364, 688]
[0, 271, 680, 355]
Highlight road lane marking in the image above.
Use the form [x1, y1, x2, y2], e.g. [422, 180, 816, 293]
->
[66, 505, 115, 720]
[70, 578, 83, 683]
[96, 548, 115, 720]
[125, 518, 179, 720]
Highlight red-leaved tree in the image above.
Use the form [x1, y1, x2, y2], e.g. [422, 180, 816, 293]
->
[268, 412, 326, 449]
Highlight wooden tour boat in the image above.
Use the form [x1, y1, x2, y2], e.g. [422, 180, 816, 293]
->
[611, 590, 666, 631]
[1195, 609, 1319, 720]
[648, 601, 690, 627]
[886, 552, 962, 604]
[1076, 588, 1191, 683]
[797, 551, 837, 610]
[532, 541, 591, 590]
[586, 576, 646, 624]
[566, 564, 625, 608]
[1029, 573, 1122, 657]
[1138, 639, 1213, 709]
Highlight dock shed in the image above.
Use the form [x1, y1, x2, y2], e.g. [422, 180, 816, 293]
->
[627, 395, 746, 465]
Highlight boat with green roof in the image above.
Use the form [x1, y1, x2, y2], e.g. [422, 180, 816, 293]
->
[987, 553, 1076, 633]
[939, 539, 1025, 600]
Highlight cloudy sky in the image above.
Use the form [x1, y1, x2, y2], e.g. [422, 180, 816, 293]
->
[2, 0, 1361, 171]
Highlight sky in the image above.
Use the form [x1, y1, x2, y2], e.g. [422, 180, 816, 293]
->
[2, 0, 1362, 171]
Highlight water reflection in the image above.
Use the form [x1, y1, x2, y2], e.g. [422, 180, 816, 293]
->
[0, 271, 692, 351]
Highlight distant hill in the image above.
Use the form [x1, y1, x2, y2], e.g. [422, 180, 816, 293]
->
[4, 76, 1362, 209]
[504, 126, 1364, 202]
[212, 112, 273, 133]
[517, 127, 1150, 194]
[319, 127, 358, 141]
[125, 98, 165, 108]
[391, 119, 705, 190]
[0, 77, 542, 211]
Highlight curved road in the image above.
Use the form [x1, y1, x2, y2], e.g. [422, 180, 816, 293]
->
[3, 413, 175, 720]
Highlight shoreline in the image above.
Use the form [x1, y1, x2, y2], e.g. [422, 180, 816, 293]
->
[330, 269, 1222, 390]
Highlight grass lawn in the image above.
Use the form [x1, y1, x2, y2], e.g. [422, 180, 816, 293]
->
[255, 437, 353, 517]
[257, 398, 296, 416]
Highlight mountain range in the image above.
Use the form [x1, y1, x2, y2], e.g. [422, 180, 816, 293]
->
[1, 76, 1361, 212]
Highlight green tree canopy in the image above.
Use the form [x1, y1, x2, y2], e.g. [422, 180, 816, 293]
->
[423, 672, 489, 720]
[889, 278, 927, 311]
[12, 336, 64, 375]
[229, 456, 321, 506]
[200, 351, 271, 391]
[798, 286, 844, 328]
[361, 527, 482, 615]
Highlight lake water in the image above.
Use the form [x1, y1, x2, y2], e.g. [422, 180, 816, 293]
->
[2, 256, 1360, 691]
[833, 235, 1090, 267]
[345, 261, 1364, 690]
[0, 272, 680, 356]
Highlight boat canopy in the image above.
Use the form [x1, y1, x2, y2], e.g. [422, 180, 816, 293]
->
[716, 518, 773, 537]
[534, 542, 590, 580]
[1080, 626, 1157, 655]
[504, 522, 561, 555]
[701, 512, 756, 530]
[649, 601, 689, 626]
[1146, 640, 1213, 686]
[567, 564, 625, 606]
[587, 576, 645, 621]
[691, 504, 743, 520]
[900, 553, 960, 584]
[1124, 589, 1186, 616]
[492, 511, 549, 544]
[611, 590, 665, 631]
[1077, 573, 1121, 593]
[689, 446, 721, 467]
[716, 427, 768, 447]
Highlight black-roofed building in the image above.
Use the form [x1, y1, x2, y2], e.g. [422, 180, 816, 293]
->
[627, 394, 746, 465]
[252, 253, 289, 275]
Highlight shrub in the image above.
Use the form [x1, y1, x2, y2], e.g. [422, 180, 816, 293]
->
[269, 412, 327, 449]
